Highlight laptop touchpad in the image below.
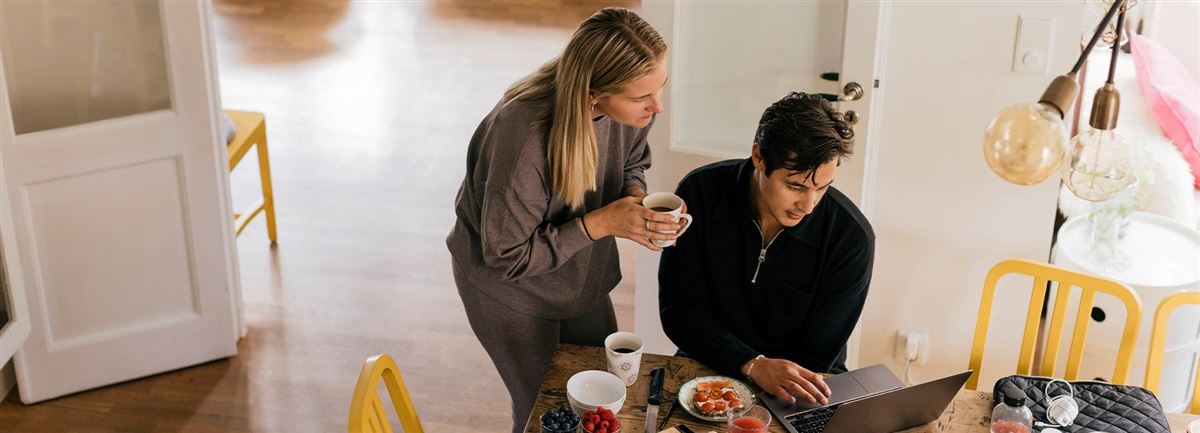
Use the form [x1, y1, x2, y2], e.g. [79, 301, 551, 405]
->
[825, 372, 870, 405]
[851, 364, 905, 394]
[765, 371, 871, 413]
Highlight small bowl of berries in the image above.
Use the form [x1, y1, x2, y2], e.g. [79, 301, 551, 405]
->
[539, 405, 581, 433]
[581, 407, 622, 433]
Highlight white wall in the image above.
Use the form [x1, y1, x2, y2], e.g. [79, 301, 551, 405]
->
[1145, 0, 1200, 80]
[856, 1, 1082, 388]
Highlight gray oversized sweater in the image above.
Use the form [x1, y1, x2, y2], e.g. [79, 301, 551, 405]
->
[446, 98, 652, 319]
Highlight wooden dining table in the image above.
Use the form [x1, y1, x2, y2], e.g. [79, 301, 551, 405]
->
[525, 344, 1199, 433]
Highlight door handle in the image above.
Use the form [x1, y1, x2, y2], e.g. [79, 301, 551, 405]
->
[842, 82, 864, 101]
[817, 82, 865, 103]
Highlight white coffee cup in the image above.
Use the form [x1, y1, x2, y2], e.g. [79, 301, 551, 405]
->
[1189, 419, 1199, 433]
[604, 331, 644, 386]
[642, 192, 693, 248]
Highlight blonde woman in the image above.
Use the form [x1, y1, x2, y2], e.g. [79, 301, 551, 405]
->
[446, 7, 679, 432]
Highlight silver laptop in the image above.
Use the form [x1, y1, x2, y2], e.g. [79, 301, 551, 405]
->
[761, 365, 972, 433]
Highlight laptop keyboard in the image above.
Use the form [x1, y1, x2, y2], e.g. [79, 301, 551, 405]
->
[785, 405, 839, 433]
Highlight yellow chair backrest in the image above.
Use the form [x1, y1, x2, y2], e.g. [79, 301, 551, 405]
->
[1144, 291, 1200, 414]
[967, 258, 1142, 390]
[348, 354, 425, 433]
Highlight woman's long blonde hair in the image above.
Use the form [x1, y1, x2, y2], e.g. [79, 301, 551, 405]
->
[502, 7, 666, 210]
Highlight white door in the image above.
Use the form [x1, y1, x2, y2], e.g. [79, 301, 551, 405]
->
[634, 1, 887, 366]
[0, 86, 32, 369]
[0, 0, 239, 403]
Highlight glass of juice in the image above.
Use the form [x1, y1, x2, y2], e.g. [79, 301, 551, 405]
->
[727, 404, 771, 433]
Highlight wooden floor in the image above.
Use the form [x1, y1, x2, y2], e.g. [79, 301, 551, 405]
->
[0, 1, 638, 432]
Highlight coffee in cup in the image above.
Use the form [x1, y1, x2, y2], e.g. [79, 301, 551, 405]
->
[604, 331, 644, 386]
[641, 192, 693, 248]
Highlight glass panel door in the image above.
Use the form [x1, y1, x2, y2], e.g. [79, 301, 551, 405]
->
[1, 0, 170, 134]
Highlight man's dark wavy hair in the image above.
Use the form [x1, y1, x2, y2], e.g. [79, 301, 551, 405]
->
[754, 92, 855, 182]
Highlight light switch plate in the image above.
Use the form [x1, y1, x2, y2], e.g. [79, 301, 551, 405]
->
[1013, 16, 1054, 74]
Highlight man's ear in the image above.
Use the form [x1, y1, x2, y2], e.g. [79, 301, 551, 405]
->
[751, 144, 765, 173]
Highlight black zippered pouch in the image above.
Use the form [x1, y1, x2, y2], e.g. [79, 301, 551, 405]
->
[992, 375, 1170, 433]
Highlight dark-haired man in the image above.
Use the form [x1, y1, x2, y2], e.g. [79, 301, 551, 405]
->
[659, 92, 874, 406]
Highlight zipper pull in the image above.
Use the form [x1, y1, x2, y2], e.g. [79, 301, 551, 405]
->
[751, 248, 767, 284]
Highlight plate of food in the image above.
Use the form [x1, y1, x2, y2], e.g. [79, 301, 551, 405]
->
[676, 375, 756, 422]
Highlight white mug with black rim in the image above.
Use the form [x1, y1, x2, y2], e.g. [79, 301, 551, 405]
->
[604, 331, 644, 386]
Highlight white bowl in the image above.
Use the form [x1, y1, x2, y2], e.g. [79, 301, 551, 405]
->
[566, 370, 626, 415]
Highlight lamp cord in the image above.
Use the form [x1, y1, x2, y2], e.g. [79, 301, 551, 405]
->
[1106, 7, 1127, 84]
[1071, 0, 1126, 75]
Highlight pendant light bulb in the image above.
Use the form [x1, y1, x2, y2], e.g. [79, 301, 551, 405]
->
[1062, 127, 1136, 201]
[982, 102, 1070, 185]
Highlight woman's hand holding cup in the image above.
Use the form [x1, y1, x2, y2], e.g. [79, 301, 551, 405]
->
[582, 196, 683, 251]
[641, 192, 693, 247]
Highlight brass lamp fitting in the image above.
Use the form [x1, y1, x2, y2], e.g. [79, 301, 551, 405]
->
[1038, 74, 1080, 118]
[1089, 83, 1121, 130]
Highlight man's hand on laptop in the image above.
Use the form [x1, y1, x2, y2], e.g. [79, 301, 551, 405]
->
[744, 357, 831, 405]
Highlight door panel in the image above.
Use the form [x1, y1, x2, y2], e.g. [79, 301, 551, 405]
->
[27, 157, 200, 350]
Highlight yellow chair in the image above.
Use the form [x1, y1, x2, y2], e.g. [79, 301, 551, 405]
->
[1144, 291, 1200, 414]
[349, 354, 425, 433]
[225, 110, 278, 242]
[966, 258, 1142, 390]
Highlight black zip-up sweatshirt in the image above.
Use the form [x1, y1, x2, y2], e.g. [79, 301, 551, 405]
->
[659, 158, 875, 376]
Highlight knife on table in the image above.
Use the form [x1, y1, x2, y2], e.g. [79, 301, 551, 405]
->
[645, 367, 665, 433]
